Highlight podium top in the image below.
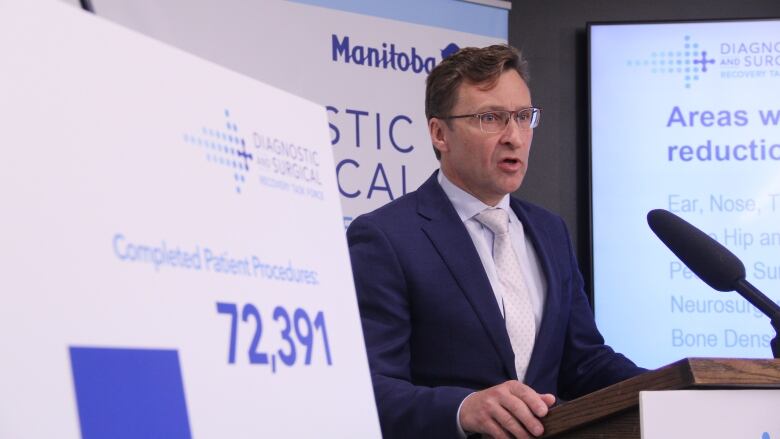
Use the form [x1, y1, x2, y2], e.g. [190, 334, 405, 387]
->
[542, 358, 780, 437]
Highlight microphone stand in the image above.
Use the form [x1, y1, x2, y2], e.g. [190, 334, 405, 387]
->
[733, 278, 780, 359]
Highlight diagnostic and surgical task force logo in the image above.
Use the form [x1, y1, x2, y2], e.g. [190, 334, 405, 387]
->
[183, 109, 324, 200]
[627, 34, 780, 89]
[719, 38, 780, 79]
[626, 35, 712, 89]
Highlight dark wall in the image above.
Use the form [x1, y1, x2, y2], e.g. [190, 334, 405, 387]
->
[508, 0, 780, 299]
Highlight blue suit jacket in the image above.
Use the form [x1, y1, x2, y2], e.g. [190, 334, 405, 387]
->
[347, 172, 643, 438]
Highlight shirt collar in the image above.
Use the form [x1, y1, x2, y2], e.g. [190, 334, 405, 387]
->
[437, 169, 511, 222]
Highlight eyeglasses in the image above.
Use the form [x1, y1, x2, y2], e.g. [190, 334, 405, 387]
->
[441, 107, 542, 133]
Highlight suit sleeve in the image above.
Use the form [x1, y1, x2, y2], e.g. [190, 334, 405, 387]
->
[554, 215, 646, 399]
[347, 215, 473, 439]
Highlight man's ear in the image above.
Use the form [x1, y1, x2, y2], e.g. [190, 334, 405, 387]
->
[429, 117, 449, 155]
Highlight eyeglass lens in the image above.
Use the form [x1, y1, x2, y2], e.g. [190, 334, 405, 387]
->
[479, 109, 539, 133]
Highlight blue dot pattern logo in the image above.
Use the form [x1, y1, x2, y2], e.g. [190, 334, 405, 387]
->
[763, 432, 771, 439]
[625, 35, 714, 89]
[182, 109, 252, 194]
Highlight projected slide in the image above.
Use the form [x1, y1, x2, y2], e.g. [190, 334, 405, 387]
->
[590, 20, 780, 368]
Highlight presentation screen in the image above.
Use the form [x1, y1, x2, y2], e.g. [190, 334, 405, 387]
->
[590, 19, 780, 369]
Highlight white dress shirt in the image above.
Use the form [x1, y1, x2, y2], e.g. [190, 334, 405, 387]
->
[437, 171, 547, 329]
[438, 171, 548, 438]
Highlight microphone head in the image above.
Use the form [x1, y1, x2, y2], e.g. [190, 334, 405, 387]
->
[647, 209, 746, 292]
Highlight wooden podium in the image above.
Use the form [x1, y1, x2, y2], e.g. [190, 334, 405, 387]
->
[541, 358, 780, 438]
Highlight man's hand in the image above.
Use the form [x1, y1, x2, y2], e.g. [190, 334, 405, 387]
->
[459, 380, 556, 439]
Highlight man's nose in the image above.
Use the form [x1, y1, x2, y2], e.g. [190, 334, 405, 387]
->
[499, 116, 528, 148]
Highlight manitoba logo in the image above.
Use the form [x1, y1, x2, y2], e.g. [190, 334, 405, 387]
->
[626, 35, 712, 89]
[441, 43, 460, 60]
[331, 34, 459, 75]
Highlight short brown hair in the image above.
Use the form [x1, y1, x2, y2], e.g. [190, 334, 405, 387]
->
[425, 45, 529, 159]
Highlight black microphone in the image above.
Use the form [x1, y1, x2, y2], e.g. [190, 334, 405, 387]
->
[647, 208, 780, 358]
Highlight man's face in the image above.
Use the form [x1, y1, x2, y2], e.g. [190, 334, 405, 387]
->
[430, 69, 533, 206]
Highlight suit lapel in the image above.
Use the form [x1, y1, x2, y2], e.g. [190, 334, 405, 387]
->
[510, 199, 562, 385]
[417, 173, 517, 379]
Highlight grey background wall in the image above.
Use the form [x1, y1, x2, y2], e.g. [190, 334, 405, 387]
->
[508, 0, 780, 299]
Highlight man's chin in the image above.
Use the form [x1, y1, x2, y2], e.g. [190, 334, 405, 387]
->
[500, 176, 525, 194]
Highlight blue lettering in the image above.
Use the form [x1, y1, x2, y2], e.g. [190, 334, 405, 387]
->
[326, 106, 340, 145]
[368, 162, 393, 200]
[397, 52, 410, 71]
[335, 159, 361, 198]
[759, 109, 780, 126]
[389, 115, 414, 153]
[351, 45, 365, 65]
[345, 109, 369, 147]
[667, 106, 686, 127]
[113, 233, 128, 259]
[331, 34, 439, 75]
[331, 34, 350, 62]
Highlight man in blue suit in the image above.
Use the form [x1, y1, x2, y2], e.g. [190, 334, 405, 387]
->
[347, 45, 644, 439]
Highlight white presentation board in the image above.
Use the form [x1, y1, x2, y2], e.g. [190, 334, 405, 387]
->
[640, 390, 780, 439]
[0, 1, 380, 438]
[590, 20, 780, 368]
